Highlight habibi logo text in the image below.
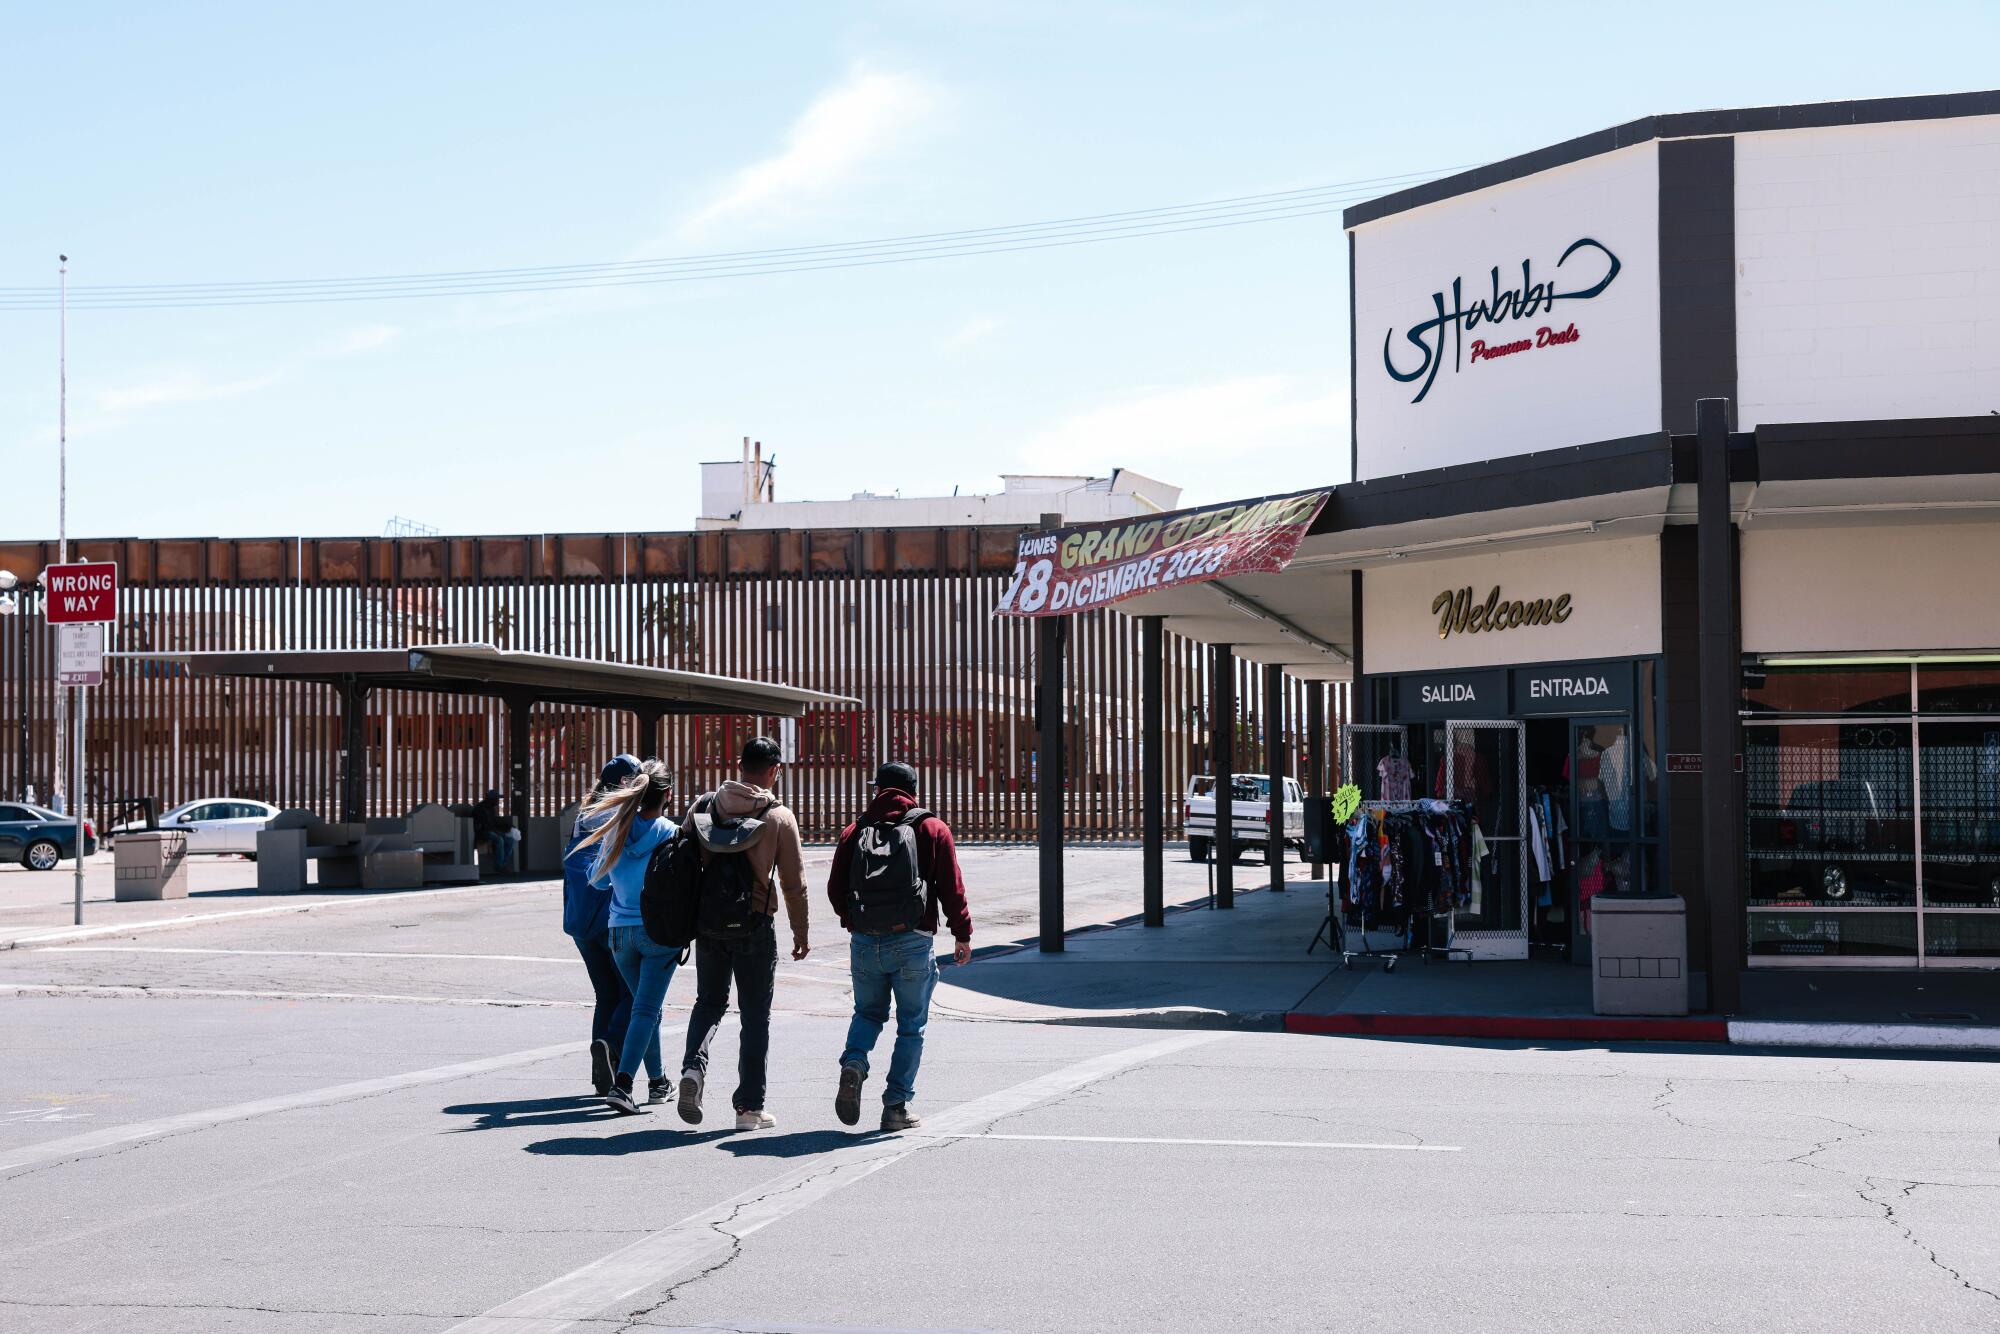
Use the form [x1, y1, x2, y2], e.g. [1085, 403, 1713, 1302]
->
[1383, 238, 1621, 404]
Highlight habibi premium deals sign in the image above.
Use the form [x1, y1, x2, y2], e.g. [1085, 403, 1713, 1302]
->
[1351, 141, 1662, 481]
[997, 490, 1330, 618]
[1383, 238, 1621, 405]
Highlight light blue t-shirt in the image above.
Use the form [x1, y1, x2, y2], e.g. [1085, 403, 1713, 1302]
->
[591, 816, 677, 929]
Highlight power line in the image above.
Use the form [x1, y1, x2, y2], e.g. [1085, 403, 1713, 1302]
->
[0, 165, 1468, 312]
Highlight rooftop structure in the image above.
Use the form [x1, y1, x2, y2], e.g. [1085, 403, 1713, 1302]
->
[697, 439, 1179, 530]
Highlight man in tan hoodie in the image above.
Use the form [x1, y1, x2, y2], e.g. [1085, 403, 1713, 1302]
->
[675, 735, 809, 1131]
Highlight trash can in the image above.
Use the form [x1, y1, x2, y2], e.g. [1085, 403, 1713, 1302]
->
[115, 830, 190, 901]
[1590, 894, 1688, 1016]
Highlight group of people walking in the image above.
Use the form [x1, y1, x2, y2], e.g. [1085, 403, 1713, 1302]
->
[560, 739, 972, 1133]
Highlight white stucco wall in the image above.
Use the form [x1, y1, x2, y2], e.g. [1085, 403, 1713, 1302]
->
[1741, 520, 2000, 653]
[1351, 142, 1662, 480]
[1735, 115, 2000, 429]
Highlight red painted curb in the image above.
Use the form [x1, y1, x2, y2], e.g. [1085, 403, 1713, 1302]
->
[1283, 1012, 1729, 1043]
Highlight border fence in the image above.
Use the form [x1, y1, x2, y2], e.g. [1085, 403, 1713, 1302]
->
[0, 528, 1349, 843]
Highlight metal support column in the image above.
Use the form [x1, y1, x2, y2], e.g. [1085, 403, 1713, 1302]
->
[507, 692, 533, 831]
[633, 705, 665, 761]
[1265, 662, 1286, 892]
[1213, 643, 1234, 909]
[1307, 683, 1327, 880]
[338, 675, 368, 824]
[1696, 397, 1743, 1014]
[16, 604, 30, 800]
[1036, 607, 1067, 952]
[1141, 615, 1165, 927]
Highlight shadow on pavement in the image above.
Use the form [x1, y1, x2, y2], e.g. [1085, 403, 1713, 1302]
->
[713, 1129, 880, 1159]
[443, 1094, 622, 1131]
[526, 1127, 737, 1156]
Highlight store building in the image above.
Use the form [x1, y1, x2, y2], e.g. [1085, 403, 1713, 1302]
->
[1112, 89, 2000, 1015]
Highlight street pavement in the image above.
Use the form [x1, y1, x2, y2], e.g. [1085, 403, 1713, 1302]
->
[2, 847, 1997, 1332]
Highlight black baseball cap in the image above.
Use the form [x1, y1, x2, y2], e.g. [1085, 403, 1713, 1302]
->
[600, 753, 642, 787]
[873, 761, 918, 795]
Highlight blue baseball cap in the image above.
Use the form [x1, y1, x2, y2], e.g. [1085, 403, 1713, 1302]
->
[600, 753, 643, 787]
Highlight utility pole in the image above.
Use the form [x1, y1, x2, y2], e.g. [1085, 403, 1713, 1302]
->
[52, 256, 68, 817]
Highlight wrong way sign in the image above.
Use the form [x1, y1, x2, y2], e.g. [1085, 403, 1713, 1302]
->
[43, 561, 118, 624]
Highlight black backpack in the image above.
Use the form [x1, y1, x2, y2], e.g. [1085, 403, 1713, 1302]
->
[847, 808, 932, 933]
[639, 830, 701, 954]
[688, 797, 769, 942]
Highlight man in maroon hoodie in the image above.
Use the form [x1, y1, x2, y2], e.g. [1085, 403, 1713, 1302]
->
[826, 761, 971, 1132]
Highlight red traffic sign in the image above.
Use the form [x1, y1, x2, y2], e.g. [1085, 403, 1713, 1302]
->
[43, 562, 118, 624]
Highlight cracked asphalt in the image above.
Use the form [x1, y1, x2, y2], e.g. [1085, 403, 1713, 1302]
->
[3, 849, 1999, 1331]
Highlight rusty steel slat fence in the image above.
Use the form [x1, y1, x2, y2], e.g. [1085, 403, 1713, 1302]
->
[0, 530, 1347, 843]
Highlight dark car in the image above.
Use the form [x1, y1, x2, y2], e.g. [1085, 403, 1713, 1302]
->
[0, 802, 100, 871]
[1748, 779, 1911, 904]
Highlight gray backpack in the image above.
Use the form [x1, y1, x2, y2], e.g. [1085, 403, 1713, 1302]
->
[847, 808, 931, 932]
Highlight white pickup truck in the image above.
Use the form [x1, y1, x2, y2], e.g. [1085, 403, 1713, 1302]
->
[1182, 774, 1306, 863]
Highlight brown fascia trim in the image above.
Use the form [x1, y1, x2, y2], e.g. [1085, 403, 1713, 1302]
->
[1314, 432, 1672, 534]
[1344, 89, 2000, 229]
[1752, 416, 2000, 482]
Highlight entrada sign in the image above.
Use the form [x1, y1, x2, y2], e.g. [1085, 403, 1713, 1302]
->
[1433, 586, 1573, 640]
[1382, 238, 1621, 404]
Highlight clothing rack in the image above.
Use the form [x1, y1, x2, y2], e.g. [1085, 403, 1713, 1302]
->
[1310, 798, 1473, 973]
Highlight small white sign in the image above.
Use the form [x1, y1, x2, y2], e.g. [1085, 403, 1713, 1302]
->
[57, 622, 103, 687]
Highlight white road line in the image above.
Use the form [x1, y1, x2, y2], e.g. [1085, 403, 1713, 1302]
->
[445, 1031, 1225, 1334]
[2, 879, 555, 949]
[42, 946, 579, 963]
[926, 1132, 1460, 1152]
[0, 1040, 579, 1175]
[1, 983, 596, 1008]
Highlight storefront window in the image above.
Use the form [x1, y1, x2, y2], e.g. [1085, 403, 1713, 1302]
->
[1916, 721, 2000, 910]
[1744, 663, 2000, 968]
[1742, 665, 1910, 715]
[1917, 664, 2000, 715]
[1749, 911, 1918, 959]
[1745, 723, 1916, 911]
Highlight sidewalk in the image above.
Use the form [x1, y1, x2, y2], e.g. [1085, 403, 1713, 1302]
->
[0, 854, 552, 948]
[943, 878, 2000, 1053]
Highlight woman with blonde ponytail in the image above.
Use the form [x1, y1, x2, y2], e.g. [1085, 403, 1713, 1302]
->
[579, 758, 679, 1114]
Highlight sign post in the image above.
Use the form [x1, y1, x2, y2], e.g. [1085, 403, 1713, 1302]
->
[44, 561, 117, 926]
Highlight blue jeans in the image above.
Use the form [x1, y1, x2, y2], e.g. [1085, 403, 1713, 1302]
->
[574, 929, 632, 1054]
[608, 924, 678, 1080]
[841, 931, 939, 1107]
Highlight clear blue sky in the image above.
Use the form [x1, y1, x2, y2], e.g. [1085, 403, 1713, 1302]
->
[4, 2, 1995, 539]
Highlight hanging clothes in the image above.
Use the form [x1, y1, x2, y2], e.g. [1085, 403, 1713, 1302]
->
[1376, 754, 1415, 803]
[1601, 732, 1632, 832]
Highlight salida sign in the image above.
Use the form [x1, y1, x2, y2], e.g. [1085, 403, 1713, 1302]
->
[998, 491, 1329, 618]
[43, 562, 118, 624]
[1383, 237, 1621, 404]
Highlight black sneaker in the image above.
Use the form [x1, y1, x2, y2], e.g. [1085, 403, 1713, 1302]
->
[604, 1078, 646, 1116]
[647, 1077, 672, 1105]
[881, 1103, 922, 1132]
[589, 1040, 613, 1097]
[677, 1070, 704, 1124]
[835, 1065, 865, 1126]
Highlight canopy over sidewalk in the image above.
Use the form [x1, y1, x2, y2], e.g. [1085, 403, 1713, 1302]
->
[108, 643, 857, 824]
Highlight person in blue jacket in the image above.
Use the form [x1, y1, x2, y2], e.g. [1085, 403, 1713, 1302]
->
[576, 757, 680, 1115]
[563, 754, 641, 1098]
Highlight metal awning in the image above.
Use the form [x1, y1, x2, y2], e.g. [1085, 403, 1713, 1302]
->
[106, 643, 857, 716]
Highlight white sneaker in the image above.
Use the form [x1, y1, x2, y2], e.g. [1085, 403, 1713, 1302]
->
[677, 1070, 704, 1124]
[735, 1108, 775, 1131]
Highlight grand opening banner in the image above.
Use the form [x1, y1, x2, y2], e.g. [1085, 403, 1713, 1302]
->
[996, 489, 1330, 617]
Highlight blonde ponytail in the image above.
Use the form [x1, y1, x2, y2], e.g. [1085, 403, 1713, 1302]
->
[575, 759, 672, 874]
